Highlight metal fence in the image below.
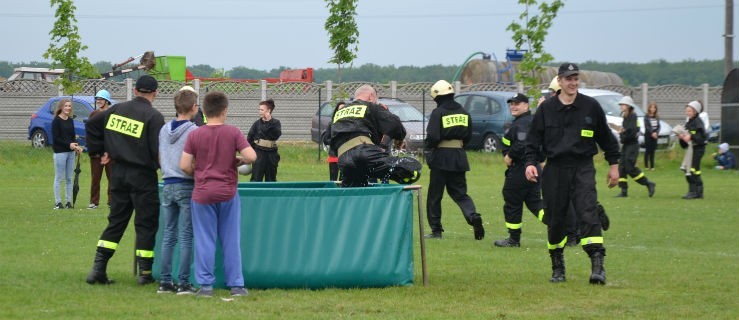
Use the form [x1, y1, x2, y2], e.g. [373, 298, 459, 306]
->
[0, 78, 722, 143]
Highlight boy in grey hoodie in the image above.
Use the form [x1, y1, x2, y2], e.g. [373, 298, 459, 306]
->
[156, 86, 199, 294]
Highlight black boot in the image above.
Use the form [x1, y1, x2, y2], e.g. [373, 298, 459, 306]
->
[549, 248, 566, 283]
[494, 229, 520, 247]
[86, 248, 115, 285]
[636, 176, 656, 198]
[615, 181, 628, 197]
[682, 176, 697, 199]
[694, 185, 704, 199]
[589, 251, 606, 285]
[136, 257, 155, 285]
[470, 214, 485, 240]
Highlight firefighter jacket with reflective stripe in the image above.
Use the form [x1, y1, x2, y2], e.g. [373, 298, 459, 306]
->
[329, 99, 406, 152]
[424, 95, 471, 171]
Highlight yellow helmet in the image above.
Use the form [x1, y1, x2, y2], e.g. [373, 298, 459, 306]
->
[430, 80, 454, 98]
[548, 77, 560, 91]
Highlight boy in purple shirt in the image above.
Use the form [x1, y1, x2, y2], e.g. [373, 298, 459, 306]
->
[180, 92, 256, 297]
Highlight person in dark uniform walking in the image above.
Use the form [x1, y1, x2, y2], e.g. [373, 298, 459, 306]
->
[247, 99, 282, 182]
[423, 80, 484, 240]
[615, 96, 656, 198]
[84, 75, 165, 285]
[678, 100, 707, 199]
[525, 63, 620, 285]
[329, 85, 421, 187]
[494, 93, 545, 247]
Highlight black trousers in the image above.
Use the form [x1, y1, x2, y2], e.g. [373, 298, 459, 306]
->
[643, 136, 657, 168]
[338, 144, 394, 187]
[98, 163, 160, 255]
[501, 164, 544, 233]
[251, 148, 280, 182]
[619, 143, 646, 189]
[541, 160, 604, 254]
[426, 168, 477, 233]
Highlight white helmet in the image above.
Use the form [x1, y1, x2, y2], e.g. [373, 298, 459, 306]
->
[430, 80, 454, 98]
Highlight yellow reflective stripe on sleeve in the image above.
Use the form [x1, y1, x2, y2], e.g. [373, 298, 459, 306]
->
[202, 113, 208, 124]
[505, 222, 522, 230]
[689, 130, 696, 134]
[501, 137, 511, 146]
[581, 129, 594, 137]
[106, 114, 144, 138]
[441, 114, 469, 128]
[333, 105, 367, 123]
[637, 118, 642, 128]
[97, 240, 118, 250]
[618, 178, 627, 182]
[136, 249, 155, 258]
[632, 172, 645, 180]
[580, 236, 604, 246]
[690, 168, 701, 175]
[537, 209, 544, 222]
[547, 237, 568, 249]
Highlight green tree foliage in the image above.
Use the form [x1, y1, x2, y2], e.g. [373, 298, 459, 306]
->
[43, 0, 99, 94]
[324, 0, 359, 86]
[507, 0, 564, 98]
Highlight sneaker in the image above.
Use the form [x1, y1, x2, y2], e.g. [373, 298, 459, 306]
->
[157, 282, 177, 294]
[424, 232, 442, 239]
[87, 203, 98, 209]
[65, 202, 73, 209]
[196, 287, 213, 298]
[54, 202, 64, 210]
[493, 237, 520, 247]
[176, 283, 197, 295]
[230, 287, 248, 297]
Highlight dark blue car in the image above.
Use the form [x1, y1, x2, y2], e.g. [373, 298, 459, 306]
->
[28, 96, 100, 148]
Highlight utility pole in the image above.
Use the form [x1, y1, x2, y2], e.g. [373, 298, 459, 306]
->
[725, 0, 734, 76]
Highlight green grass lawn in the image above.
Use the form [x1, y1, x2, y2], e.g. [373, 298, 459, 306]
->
[0, 141, 737, 319]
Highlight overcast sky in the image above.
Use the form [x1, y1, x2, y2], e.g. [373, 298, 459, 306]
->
[1, 0, 735, 70]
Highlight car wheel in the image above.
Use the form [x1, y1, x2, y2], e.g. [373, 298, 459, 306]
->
[31, 129, 48, 148]
[482, 134, 501, 153]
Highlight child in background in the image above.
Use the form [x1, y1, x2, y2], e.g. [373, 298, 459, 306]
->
[156, 86, 199, 295]
[643, 102, 660, 170]
[678, 101, 707, 199]
[714, 143, 736, 170]
[247, 99, 282, 182]
[180, 91, 256, 297]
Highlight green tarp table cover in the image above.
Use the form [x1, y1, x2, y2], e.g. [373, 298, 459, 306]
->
[153, 182, 415, 289]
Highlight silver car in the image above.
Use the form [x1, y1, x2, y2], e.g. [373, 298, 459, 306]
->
[311, 98, 426, 154]
[579, 89, 675, 149]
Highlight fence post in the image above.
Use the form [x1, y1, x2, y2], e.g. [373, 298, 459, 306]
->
[453, 81, 461, 94]
[702, 83, 709, 114]
[516, 81, 524, 93]
[391, 81, 397, 98]
[125, 78, 133, 101]
[641, 83, 649, 112]
[326, 80, 333, 101]
[260, 80, 267, 101]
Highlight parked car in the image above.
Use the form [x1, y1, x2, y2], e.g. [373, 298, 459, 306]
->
[310, 98, 427, 154]
[453, 91, 516, 153]
[28, 96, 102, 148]
[578, 89, 675, 149]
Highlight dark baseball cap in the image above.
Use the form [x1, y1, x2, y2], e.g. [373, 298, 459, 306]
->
[135, 75, 158, 93]
[558, 63, 579, 77]
[507, 93, 529, 104]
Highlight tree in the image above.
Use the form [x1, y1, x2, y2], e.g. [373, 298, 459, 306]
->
[507, 0, 564, 98]
[43, 0, 99, 94]
[324, 0, 359, 89]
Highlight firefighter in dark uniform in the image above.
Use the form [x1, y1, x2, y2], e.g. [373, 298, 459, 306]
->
[615, 96, 656, 198]
[329, 85, 421, 187]
[84, 75, 165, 285]
[524, 63, 620, 285]
[247, 99, 282, 182]
[679, 100, 707, 199]
[494, 93, 545, 247]
[423, 80, 484, 240]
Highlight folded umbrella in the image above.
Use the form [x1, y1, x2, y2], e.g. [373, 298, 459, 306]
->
[73, 154, 81, 206]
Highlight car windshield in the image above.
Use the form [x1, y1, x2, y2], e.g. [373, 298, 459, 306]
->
[592, 95, 645, 117]
[388, 104, 424, 122]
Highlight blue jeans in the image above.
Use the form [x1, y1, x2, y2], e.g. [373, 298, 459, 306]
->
[53, 152, 75, 203]
[159, 182, 194, 284]
[192, 194, 243, 287]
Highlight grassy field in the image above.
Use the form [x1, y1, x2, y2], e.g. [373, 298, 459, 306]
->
[0, 140, 737, 319]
